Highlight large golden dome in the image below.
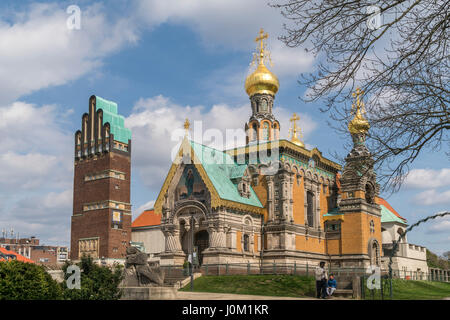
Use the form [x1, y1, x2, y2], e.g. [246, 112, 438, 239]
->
[245, 61, 279, 97]
[245, 28, 279, 97]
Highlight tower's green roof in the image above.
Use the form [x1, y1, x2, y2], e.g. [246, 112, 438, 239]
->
[190, 140, 263, 208]
[95, 96, 131, 144]
[380, 204, 407, 224]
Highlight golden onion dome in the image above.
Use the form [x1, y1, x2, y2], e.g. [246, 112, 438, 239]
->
[348, 108, 370, 134]
[291, 135, 305, 148]
[245, 62, 279, 97]
[245, 28, 279, 97]
[348, 87, 370, 134]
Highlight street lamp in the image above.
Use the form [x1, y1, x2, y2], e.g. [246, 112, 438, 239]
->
[190, 212, 195, 291]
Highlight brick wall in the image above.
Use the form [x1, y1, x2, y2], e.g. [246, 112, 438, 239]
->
[70, 150, 131, 260]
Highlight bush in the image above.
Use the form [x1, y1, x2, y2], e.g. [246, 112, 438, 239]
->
[61, 255, 124, 300]
[0, 260, 63, 300]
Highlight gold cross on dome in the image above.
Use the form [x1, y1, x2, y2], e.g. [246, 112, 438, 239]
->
[289, 113, 303, 139]
[255, 28, 268, 61]
[184, 118, 190, 135]
[289, 113, 304, 147]
[352, 87, 365, 114]
[290, 113, 300, 124]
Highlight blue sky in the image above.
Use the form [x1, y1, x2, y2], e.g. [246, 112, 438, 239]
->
[0, 0, 448, 255]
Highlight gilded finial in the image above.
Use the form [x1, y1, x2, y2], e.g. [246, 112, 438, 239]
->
[184, 118, 190, 136]
[289, 113, 304, 147]
[255, 28, 269, 65]
[348, 87, 369, 134]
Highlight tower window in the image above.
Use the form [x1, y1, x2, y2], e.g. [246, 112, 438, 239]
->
[260, 99, 268, 112]
[370, 220, 375, 233]
[365, 183, 375, 204]
[262, 122, 269, 141]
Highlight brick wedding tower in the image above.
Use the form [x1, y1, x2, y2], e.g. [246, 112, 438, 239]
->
[70, 95, 132, 264]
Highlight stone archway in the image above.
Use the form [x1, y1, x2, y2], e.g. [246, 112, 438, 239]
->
[174, 200, 209, 263]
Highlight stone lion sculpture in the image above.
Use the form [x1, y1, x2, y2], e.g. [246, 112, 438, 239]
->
[121, 246, 165, 287]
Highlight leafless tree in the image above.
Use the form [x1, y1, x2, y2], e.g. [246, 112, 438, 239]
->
[271, 0, 449, 192]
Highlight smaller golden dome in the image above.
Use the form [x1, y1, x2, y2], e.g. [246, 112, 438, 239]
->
[291, 135, 305, 148]
[245, 62, 279, 97]
[348, 110, 370, 134]
[348, 88, 369, 134]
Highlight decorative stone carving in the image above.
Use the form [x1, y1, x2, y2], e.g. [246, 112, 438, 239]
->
[162, 225, 182, 253]
[207, 225, 227, 249]
[121, 247, 164, 287]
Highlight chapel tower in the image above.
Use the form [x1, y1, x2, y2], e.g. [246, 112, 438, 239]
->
[70, 95, 132, 263]
[244, 29, 281, 144]
[337, 88, 383, 267]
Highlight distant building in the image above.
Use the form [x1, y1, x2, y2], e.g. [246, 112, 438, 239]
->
[131, 209, 164, 261]
[0, 247, 34, 263]
[379, 198, 428, 278]
[0, 236, 69, 266]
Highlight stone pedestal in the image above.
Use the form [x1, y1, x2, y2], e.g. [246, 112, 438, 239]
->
[159, 251, 186, 266]
[120, 286, 178, 300]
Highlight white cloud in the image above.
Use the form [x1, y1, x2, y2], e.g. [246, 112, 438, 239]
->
[413, 189, 450, 206]
[137, 0, 314, 78]
[0, 101, 73, 245]
[126, 95, 317, 189]
[0, 2, 138, 105]
[134, 200, 156, 217]
[0, 101, 73, 191]
[404, 168, 450, 189]
[426, 216, 450, 234]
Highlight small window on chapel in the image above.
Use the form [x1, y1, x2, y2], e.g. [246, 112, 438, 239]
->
[370, 220, 375, 233]
[243, 234, 250, 252]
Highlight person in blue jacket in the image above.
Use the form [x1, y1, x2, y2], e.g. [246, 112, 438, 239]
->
[326, 274, 337, 297]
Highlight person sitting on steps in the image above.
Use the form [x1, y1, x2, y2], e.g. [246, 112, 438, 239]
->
[326, 274, 337, 298]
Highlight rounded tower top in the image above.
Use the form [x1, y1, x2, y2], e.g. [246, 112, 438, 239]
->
[244, 29, 279, 97]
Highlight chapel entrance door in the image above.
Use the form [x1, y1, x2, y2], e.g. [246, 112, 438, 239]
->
[194, 230, 209, 266]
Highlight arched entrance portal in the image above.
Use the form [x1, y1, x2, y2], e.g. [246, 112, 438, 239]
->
[194, 230, 209, 266]
[175, 200, 210, 266]
[180, 228, 209, 266]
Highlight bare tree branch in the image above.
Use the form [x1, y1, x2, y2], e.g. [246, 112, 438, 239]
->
[271, 0, 449, 192]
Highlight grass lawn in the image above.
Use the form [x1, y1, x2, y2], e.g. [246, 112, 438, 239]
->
[364, 279, 450, 300]
[179, 275, 316, 298]
[180, 275, 450, 300]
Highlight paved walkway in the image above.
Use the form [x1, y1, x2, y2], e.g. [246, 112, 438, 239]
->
[176, 291, 347, 300]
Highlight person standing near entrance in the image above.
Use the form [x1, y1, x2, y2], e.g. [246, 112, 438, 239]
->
[315, 261, 328, 299]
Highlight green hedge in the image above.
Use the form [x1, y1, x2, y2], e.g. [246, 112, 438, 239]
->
[0, 260, 62, 300]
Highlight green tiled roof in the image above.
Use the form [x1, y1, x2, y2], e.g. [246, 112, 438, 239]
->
[190, 141, 263, 208]
[95, 96, 131, 144]
[230, 165, 248, 179]
[380, 204, 407, 224]
[324, 207, 341, 216]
